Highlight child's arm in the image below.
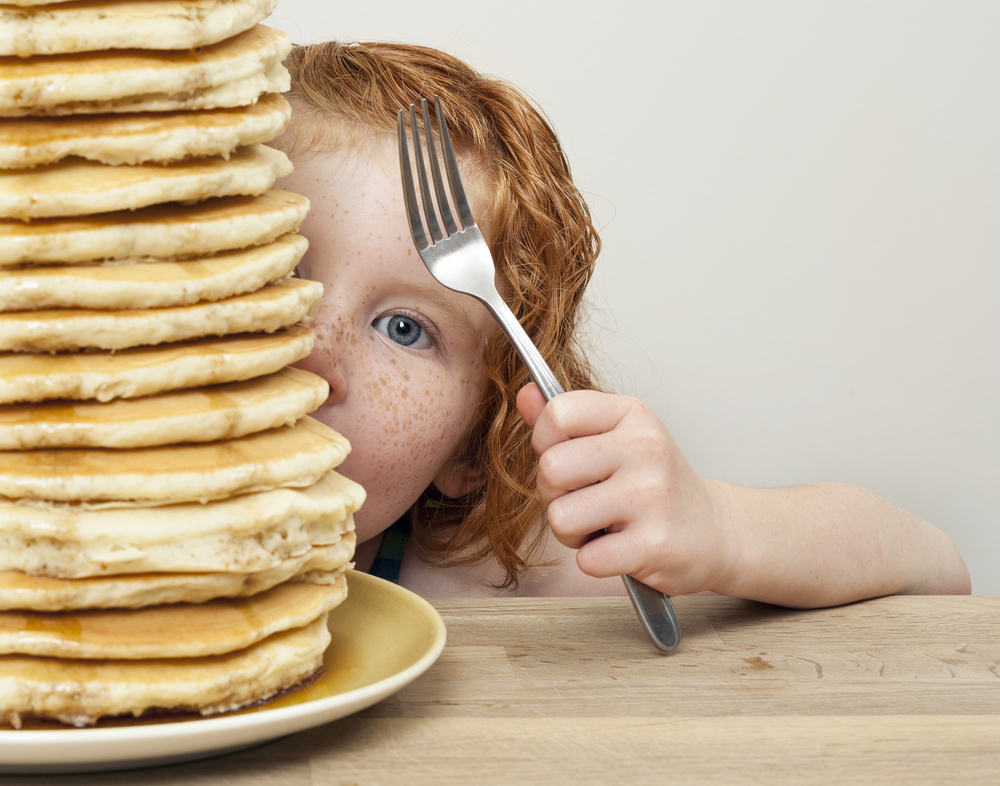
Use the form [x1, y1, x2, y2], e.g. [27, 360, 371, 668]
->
[516, 384, 971, 607]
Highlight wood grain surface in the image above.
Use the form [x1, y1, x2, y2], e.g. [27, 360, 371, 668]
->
[6, 594, 1000, 785]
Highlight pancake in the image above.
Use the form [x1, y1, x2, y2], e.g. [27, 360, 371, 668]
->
[0, 277, 321, 352]
[0, 367, 328, 450]
[0, 415, 348, 504]
[0, 614, 331, 727]
[0, 575, 346, 659]
[0, 535, 354, 611]
[0, 233, 306, 311]
[0, 93, 290, 169]
[0, 469, 365, 578]
[0, 143, 292, 220]
[0, 24, 291, 117]
[12, 62, 289, 117]
[1, 0, 278, 57]
[0, 325, 315, 405]
[0, 190, 309, 266]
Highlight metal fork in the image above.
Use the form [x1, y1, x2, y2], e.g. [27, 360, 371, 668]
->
[398, 97, 681, 653]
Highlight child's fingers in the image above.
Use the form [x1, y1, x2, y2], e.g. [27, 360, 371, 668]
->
[534, 432, 625, 505]
[544, 472, 651, 549]
[515, 383, 547, 429]
[573, 526, 650, 581]
[574, 526, 688, 595]
[529, 390, 634, 454]
[544, 484, 615, 549]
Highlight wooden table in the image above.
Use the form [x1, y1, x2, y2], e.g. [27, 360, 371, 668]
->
[8, 595, 1000, 785]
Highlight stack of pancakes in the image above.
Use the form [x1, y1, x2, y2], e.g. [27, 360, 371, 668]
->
[0, 1, 364, 727]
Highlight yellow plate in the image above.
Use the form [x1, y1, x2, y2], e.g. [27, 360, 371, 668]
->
[0, 570, 446, 774]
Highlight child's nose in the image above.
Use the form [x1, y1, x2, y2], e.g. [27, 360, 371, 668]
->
[321, 364, 348, 407]
[292, 352, 347, 407]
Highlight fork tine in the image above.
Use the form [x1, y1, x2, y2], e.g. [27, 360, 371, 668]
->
[397, 108, 429, 250]
[421, 99, 459, 237]
[409, 104, 444, 244]
[435, 95, 476, 230]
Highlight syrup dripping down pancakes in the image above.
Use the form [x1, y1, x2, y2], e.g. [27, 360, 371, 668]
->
[0, 0, 363, 728]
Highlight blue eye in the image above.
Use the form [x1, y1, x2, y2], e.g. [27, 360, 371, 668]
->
[374, 313, 434, 349]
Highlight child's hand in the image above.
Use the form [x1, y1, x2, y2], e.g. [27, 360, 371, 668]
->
[516, 383, 734, 597]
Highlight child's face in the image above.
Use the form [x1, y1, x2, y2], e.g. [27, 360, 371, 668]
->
[278, 145, 496, 544]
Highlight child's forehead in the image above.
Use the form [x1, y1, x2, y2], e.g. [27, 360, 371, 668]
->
[280, 107, 392, 171]
[287, 150, 495, 345]
[299, 134, 494, 243]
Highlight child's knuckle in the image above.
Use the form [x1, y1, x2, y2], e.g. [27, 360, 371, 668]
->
[537, 449, 563, 484]
[545, 499, 568, 533]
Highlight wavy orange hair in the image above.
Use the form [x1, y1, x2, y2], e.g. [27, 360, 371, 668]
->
[276, 41, 601, 589]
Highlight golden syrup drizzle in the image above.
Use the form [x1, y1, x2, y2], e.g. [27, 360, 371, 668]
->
[0, 421, 332, 487]
[0, 400, 80, 426]
[18, 615, 83, 642]
[0, 328, 310, 380]
[1, 96, 284, 151]
[0, 383, 247, 433]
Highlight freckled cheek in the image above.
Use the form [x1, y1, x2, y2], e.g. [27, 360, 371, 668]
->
[324, 349, 485, 537]
[356, 371, 472, 466]
[344, 382, 460, 542]
[363, 371, 460, 451]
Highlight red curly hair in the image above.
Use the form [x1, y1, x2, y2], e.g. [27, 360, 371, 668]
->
[276, 41, 601, 589]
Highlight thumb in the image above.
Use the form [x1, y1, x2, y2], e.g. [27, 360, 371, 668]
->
[516, 383, 547, 429]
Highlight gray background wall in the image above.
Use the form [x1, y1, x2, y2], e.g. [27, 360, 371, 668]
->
[266, 1, 999, 593]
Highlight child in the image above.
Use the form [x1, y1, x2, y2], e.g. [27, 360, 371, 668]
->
[274, 40, 970, 603]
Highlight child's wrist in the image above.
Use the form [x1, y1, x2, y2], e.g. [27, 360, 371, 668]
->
[699, 477, 745, 597]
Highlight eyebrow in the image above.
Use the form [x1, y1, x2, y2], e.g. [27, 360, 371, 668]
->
[405, 281, 489, 344]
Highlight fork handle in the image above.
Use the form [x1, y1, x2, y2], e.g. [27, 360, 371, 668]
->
[498, 313, 565, 401]
[483, 294, 682, 653]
